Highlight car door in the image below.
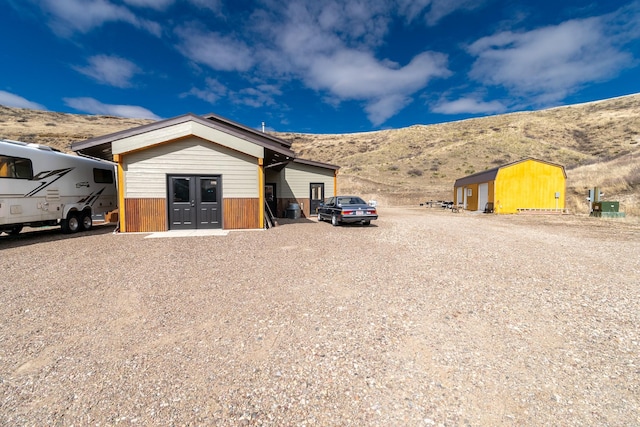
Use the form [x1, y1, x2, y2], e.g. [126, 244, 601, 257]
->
[320, 197, 334, 218]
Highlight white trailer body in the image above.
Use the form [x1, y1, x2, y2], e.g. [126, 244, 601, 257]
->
[0, 139, 117, 235]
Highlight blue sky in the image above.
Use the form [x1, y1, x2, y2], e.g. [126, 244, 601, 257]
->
[1, 0, 639, 134]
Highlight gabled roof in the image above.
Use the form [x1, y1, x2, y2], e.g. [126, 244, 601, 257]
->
[71, 113, 295, 165]
[201, 112, 292, 150]
[454, 157, 566, 187]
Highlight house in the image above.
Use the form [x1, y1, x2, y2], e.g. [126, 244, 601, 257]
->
[453, 158, 566, 214]
[71, 113, 339, 232]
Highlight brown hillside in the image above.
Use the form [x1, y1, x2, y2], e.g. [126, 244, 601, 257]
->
[1, 95, 639, 215]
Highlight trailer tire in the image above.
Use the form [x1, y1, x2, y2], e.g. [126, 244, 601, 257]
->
[80, 211, 93, 231]
[61, 213, 81, 234]
[8, 225, 23, 235]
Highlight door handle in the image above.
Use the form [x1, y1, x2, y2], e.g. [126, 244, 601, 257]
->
[191, 200, 195, 207]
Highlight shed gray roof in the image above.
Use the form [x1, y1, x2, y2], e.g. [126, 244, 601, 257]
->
[453, 157, 566, 187]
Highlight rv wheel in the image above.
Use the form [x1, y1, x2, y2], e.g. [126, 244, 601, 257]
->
[80, 212, 93, 231]
[61, 213, 81, 234]
[8, 225, 23, 235]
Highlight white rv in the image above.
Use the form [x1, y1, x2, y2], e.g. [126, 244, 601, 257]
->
[0, 139, 117, 235]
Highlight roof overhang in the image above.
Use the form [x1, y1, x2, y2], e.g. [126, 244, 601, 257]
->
[71, 113, 296, 166]
[292, 157, 340, 170]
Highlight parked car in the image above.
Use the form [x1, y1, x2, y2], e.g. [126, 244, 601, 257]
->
[317, 196, 378, 226]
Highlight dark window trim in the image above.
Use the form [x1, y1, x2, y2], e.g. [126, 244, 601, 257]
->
[0, 155, 33, 179]
[93, 168, 114, 184]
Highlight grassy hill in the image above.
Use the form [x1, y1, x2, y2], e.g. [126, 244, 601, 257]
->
[1, 94, 639, 216]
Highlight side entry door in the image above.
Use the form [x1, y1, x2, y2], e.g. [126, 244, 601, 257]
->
[310, 183, 324, 215]
[265, 183, 277, 218]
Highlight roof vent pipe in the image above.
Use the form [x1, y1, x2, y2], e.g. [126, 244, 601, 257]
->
[262, 121, 265, 133]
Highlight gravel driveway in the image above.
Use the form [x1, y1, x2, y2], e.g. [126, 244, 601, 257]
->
[1, 208, 639, 426]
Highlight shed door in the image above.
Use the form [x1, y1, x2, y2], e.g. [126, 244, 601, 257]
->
[478, 183, 489, 212]
[168, 175, 221, 230]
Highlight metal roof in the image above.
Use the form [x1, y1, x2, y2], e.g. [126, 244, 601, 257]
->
[70, 113, 296, 166]
[453, 157, 566, 187]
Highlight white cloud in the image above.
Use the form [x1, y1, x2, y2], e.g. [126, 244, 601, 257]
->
[468, 14, 635, 104]
[0, 91, 47, 110]
[307, 50, 449, 99]
[176, 27, 255, 72]
[303, 49, 450, 124]
[73, 55, 142, 88]
[188, 0, 222, 12]
[122, 0, 174, 10]
[182, 78, 229, 103]
[184, 78, 282, 109]
[235, 84, 282, 108]
[365, 94, 413, 126]
[38, 0, 161, 37]
[397, 0, 489, 25]
[423, 0, 487, 25]
[433, 97, 506, 114]
[170, 0, 460, 125]
[64, 97, 161, 120]
[255, 1, 451, 125]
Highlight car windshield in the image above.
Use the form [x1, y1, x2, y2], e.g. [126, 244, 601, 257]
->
[337, 197, 366, 205]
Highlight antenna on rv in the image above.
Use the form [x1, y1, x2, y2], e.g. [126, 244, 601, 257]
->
[261, 121, 265, 133]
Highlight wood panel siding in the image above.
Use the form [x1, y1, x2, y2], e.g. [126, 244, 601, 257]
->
[124, 198, 167, 232]
[223, 198, 260, 229]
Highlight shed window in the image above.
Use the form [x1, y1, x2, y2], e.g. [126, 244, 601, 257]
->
[0, 155, 33, 179]
[93, 168, 114, 184]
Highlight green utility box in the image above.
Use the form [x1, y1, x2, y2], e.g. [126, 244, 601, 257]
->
[596, 201, 619, 212]
[591, 201, 625, 218]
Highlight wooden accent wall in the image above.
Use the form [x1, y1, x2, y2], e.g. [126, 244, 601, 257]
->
[223, 198, 260, 229]
[124, 198, 167, 232]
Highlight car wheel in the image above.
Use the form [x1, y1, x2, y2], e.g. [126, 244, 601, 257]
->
[331, 214, 339, 226]
[61, 213, 80, 234]
[317, 212, 323, 222]
[362, 220, 371, 226]
[80, 211, 93, 231]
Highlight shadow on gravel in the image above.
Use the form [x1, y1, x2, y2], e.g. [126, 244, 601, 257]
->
[276, 216, 379, 228]
[0, 224, 116, 249]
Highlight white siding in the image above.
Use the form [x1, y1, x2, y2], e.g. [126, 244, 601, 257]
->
[113, 121, 264, 158]
[280, 163, 335, 198]
[123, 137, 258, 198]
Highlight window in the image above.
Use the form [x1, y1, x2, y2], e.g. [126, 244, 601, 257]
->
[200, 179, 217, 202]
[93, 168, 114, 184]
[0, 155, 33, 179]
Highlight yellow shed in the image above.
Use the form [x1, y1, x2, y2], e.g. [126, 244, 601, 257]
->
[453, 158, 566, 214]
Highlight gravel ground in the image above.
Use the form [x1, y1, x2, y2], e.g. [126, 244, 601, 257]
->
[1, 208, 639, 426]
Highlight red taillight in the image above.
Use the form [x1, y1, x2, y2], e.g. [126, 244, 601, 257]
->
[342, 210, 354, 215]
[367, 209, 377, 214]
